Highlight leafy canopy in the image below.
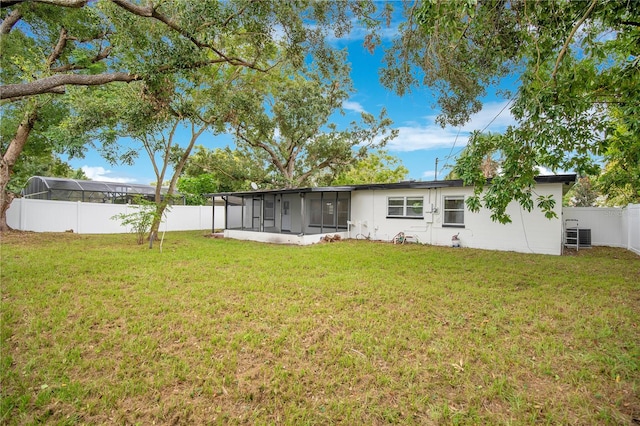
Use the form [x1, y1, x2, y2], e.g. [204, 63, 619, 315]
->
[382, 0, 640, 222]
[227, 63, 398, 188]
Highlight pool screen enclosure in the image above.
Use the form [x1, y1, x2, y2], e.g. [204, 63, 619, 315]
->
[22, 176, 183, 204]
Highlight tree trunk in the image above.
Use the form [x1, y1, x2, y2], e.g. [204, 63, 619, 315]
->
[148, 201, 167, 248]
[0, 108, 38, 232]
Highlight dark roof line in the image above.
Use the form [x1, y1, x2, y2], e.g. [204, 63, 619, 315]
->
[207, 174, 576, 197]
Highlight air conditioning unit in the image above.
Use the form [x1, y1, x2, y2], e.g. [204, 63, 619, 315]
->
[565, 219, 591, 250]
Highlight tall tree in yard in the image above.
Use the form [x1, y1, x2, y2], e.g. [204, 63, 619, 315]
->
[382, 0, 639, 223]
[0, 0, 391, 232]
[0, 2, 110, 231]
[332, 150, 408, 185]
[227, 64, 398, 189]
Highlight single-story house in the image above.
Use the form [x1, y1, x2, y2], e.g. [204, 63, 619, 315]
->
[210, 174, 576, 255]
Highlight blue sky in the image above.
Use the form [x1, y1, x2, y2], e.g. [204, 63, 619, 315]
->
[65, 17, 518, 186]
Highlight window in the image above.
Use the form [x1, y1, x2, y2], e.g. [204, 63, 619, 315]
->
[387, 196, 423, 218]
[443, 196, 465, 227]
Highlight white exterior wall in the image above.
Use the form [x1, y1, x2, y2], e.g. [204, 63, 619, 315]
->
[6, 198, 225, 233]
[350, 183, 564, 255]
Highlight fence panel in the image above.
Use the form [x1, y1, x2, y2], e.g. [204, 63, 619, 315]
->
[562, 207, 626, 247]
[7, 198, 224, 234]
[628, 204, 640, 255]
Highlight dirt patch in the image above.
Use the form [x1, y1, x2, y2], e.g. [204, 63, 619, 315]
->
[204, 233, 225, 239]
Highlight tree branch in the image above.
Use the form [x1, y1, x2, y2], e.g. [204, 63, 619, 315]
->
[109, 0, 266, 71]
[235, 124, 287, 175]
[619, 20, 640, 27]
[1, 86, 65, 103]
[1, 0, 87, 7]
[551, 0, 598, 81]
[50, 46, 112, 72]
[46, 27, 68, 68]
[0, 7, 21, 34]
[1, 72, 138, 99]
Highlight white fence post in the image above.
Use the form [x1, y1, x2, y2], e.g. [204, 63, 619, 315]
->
[627, 204, 640, 255]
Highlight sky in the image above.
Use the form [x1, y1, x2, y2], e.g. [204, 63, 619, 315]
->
[64, 15, 519, 186]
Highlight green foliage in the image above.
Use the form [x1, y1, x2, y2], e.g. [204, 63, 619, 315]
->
[0, 98, 87, 194]
[183, 145, 274, 192]
[332, 150, 408, 185]
[1, 0, 391, 228]
[110, 197, 162, 245]
[384, 0, 639, 221]
[176, 174, 219, 206]
[596, 112, 640, 206]
[228, 65, 398, 188]
[564, 176, 601, 207]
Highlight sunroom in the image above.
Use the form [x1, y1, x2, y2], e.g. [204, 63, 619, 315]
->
[211, 187, 352, 243]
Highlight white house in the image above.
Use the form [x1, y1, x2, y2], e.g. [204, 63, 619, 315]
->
[210, 174, 576, 255]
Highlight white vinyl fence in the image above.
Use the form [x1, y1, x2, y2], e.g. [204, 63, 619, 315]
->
[7, 198, 639, 255]
[6, 198, 225, 234]
[563, 204, 640, 255]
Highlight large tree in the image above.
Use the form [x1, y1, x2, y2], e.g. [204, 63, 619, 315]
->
[181, 145, 274, 194]
[227, 64, 398, 189]
[382, 0, 639, 222]
[0, 0, 391, 231]
[332, 150, 408, 185]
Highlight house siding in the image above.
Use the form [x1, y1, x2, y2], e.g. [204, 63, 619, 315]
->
[350, 183, 564, 255]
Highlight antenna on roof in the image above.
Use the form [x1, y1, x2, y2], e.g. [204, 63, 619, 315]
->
[250, 182, 259, 190]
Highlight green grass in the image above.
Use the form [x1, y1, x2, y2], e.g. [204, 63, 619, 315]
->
[1, 231, 639, 425]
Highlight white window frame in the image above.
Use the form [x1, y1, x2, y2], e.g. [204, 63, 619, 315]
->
[387, 196, 424, 219]
[443, 196, 465, 227]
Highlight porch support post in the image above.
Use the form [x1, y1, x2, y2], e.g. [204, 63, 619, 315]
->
[241, 195, 245, 231]
[212, 195, 215, 233]
[260, 195, 264, 232]
[279, 195, 282, 232]
[320, 192, 324, 234]
[300, 192, 305, 236]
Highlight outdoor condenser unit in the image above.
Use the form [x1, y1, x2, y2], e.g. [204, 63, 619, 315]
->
[564, 219, 592, 250]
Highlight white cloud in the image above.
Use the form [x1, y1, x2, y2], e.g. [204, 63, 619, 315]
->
[387, 101, 516, 152]
[82, 166, 138, 183]
[422, 169, 437, 180]
[343, 100, 366, 114]
[535, 166, 556, 176]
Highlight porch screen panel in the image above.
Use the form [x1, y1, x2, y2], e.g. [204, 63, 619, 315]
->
[242, 196, 253, 230]
[308, 193, 322, 227]
[252, 198, 261, 230]
[226, 197, 243, 229]
[322, 195, 336, 229]
[337, 193, 350, 229]
[263, 195, 275, 230]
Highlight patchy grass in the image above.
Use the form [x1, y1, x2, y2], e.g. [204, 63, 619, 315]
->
[1, 231, 639, 425]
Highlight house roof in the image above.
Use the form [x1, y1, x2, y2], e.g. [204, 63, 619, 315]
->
[207, 174, 576, 198]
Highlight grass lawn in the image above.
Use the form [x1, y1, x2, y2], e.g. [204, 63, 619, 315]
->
[1, 231, 639, 425]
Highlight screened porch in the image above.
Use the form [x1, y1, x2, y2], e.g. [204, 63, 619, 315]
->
[213, 188, 352, 236]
